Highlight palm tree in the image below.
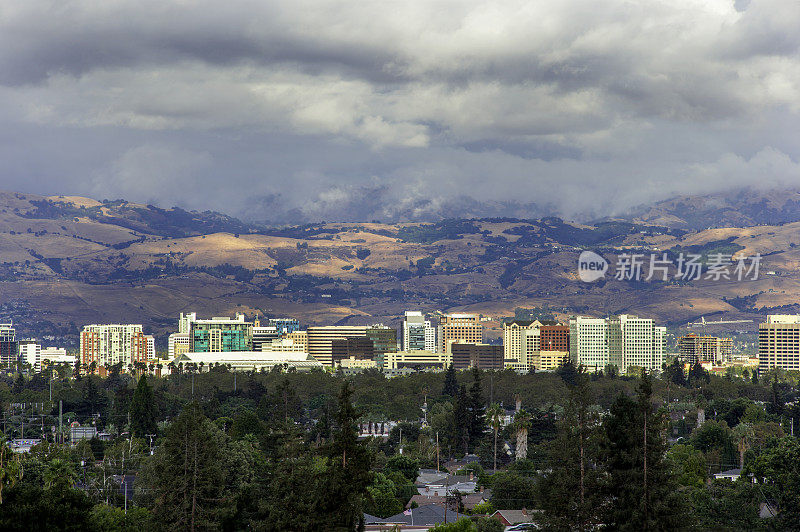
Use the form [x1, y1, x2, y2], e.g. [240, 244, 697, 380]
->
[732, 423, 754, 468]
[513, 408, 532, 461]
[43, 458, 78, 491]
[0, 441, 23, 503]
[487, 403, 503, 473]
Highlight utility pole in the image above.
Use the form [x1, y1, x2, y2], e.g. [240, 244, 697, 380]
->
[436, 431, 440, 472]
[59, 400, 63, 445]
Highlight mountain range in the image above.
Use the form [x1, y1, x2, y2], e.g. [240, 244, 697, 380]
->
[1, 188, 798, 347]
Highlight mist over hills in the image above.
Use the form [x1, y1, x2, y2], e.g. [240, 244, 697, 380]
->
[1, 188, 799, 346]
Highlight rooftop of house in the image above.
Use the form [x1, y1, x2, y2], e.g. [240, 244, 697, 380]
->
[365, 504, 470, 527]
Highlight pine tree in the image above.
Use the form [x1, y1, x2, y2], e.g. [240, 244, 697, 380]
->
[144, 402, 226, 531]
[321, 381, 374, 531]
[129, 374, 157, 438]
[468, 367, 486, 450]
[442, 364, 459, 397]
[540, 369, 603, 531]
[453, 385, 470, 456]
[601, 373, 685, 530]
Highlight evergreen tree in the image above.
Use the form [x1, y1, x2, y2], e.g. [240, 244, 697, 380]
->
[321, 381, 374, 531]
[260, 423, 329, 530]
[442, 364, 459, 397]
[688, 362, 710, 387]
[468, 367, 486, 450]
[453, 385, 470, 455]
[556, 360, 579, 385]
[664, 359, 686, 387]
[129, 375, 157, 438]
[142, 402, 226, 531]
[601, 373, 684, 530]
[540, 369, 603, 531]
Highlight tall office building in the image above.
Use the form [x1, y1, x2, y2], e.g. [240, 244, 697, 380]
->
[503, 320, 542, 362]
[451, 343, 504, 370]
[331, 337, 375, 366]
[402, 311, 437, 352]
[19, 340, 40, 371]
[679, 334, 733, 365]
[190, 314, 253, 352]
[168, 333, 191, 359]
[367, 325, 398, 368]
[569, 315, 665, 373]
[439, 314, 482, 354]
[758, 315, 800, 374]
[0, 322, 17, 367]
[307, 326, 369, 367]
[80, 324, 151, 369]
[252, 326, 280, 351]
[179, 312, 197, 334]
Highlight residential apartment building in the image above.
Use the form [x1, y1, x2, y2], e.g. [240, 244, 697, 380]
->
[80, 324, 152, 369]
[569, 315, 665, 373]
[678, 334, 733, 365]
[758, 315, 800, 374]
[402, 311, 437, 352]
[190, 314, 253, 352]
[439, 314, 482, 354]
[0, 323, 17, 367]
[451, 343, 504, 370]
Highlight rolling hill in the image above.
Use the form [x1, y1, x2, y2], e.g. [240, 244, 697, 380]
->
[0, 189, 797, 347]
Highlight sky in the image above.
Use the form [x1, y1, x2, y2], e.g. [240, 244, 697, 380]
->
[0, 0, 799, 224]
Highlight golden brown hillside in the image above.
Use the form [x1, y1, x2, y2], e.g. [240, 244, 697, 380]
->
[0, 190, 797, 344]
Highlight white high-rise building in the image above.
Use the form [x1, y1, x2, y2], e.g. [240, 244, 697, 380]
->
[179, 312, 197, 334]
[402, 311, 437, 352]
[19, 341, 41, 371]
[168, 333, 191, 359]
[569, 315, 665, 373]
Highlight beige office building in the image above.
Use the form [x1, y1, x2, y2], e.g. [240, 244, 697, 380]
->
[306, 326, 369, 367]
[503, 320, 542, 362]
[758, 315, 800, 374]
[439, 314, 482, 354]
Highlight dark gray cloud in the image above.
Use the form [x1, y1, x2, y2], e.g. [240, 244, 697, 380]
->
[0, 0, 798, 223]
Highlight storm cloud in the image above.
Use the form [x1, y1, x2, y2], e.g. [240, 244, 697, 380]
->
[0, 0, 798, 223]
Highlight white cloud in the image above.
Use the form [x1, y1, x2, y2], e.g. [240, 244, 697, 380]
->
[0, 0, 798, 221]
